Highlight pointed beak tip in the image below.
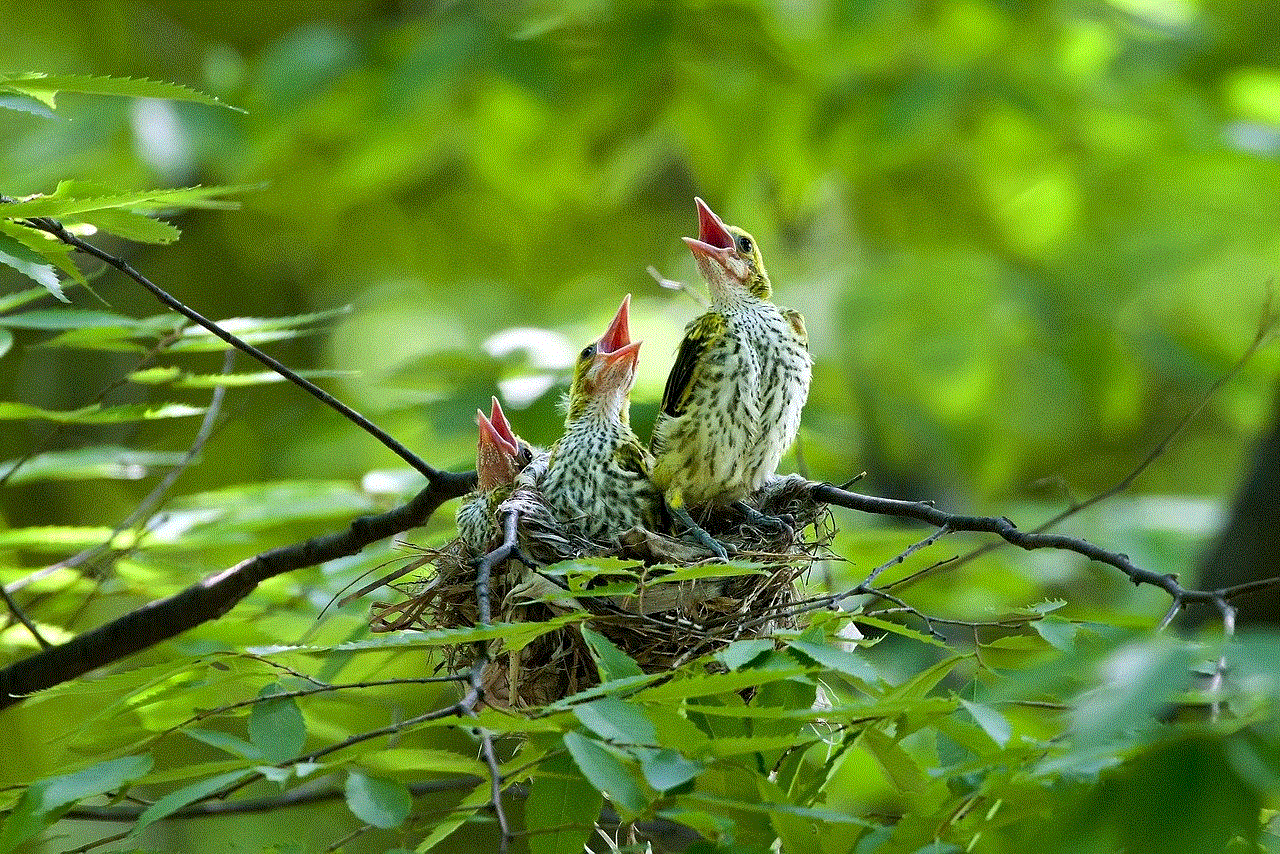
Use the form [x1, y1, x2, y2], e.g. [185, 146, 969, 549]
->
[599, 294, 632, 353]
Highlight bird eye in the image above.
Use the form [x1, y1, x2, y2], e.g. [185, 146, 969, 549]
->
[736, 235, 753, 253]
[580, 344, 597, 359]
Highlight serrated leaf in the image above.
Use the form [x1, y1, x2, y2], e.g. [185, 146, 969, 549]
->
[525, 753, 601, 854]
[345, 772, 411, 829]
[128, 367, 355, 388]
[787, 638, 880, 683]
[719, 638, 776, 671]
[574, 697, 657, 745]
[0, 445, 188, 485]
[854, 615, 951, 648]
[0, 93, 56, 118]
[0, 233, 63, 301]
[860, 726, 924, 794]
[580, 625, 644, 681]
[248, 686, 307, 763]
[0, 183, 251, 218]
[0, 285, 65, 313]
[638, 748, 703, 792]
[75, 208, 181, 244]
[0, 755, 153, 852]
[0, 72, 242, 111]
[958, 699, 1011, 747]
[0, 220, 85, 285]
[1032, 616, 1077, 652]
[563, 731, 648, 817]
[0, 401, 204, 423]
[358, 748, 485, 777]
[126, 769, 252, 840]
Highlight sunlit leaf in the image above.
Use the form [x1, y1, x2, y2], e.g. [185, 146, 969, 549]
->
[0, 72, 241, 111]
[563, 731, 647, 817]
[525, 753, 601, 854]
[248, 685, 307, 763]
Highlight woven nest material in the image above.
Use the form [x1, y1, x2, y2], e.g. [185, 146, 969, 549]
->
[369, 475, 834, 708]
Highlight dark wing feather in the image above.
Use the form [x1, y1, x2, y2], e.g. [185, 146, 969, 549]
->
[659, 312, 722, 418]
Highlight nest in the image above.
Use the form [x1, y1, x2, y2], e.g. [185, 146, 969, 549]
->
[369, 475, 834, 708]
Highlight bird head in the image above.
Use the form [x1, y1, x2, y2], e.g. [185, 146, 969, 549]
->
[475, 396, 527, 491]
[566, 294, 642, 422]
[682, 197, 771, 302]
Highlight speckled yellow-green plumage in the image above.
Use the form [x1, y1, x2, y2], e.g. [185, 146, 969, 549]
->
[650, 200, 812, 541]
[456, 397, 535, 553]
[527, 298, 661, 542]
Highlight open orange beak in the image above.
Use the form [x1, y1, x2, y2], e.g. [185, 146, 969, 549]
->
[599, 293, 633, 355]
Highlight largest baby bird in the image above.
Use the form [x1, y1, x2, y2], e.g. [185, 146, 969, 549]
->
[649, 198, 813, 558]
[529, 294, 661, 542]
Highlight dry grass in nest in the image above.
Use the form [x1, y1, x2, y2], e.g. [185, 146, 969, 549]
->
[369, 475, 835, 708]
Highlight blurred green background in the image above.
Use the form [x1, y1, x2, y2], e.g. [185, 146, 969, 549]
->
[2, 0, 1277, 603]
[2, 1, 1279, 850]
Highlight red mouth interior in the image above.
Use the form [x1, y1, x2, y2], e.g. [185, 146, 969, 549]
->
[599, 294, 632, 354]
[476, 409, 517, 458]
[695, 197, 734, 250]
[487, 396, 518, 448]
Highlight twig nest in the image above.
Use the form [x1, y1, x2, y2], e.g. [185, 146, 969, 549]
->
[371, 475, 833, 708]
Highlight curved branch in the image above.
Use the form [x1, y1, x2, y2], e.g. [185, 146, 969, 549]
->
[0, 470, 475, 709]
[17, 214, 438, 479]
[807, 481, 1240, 615]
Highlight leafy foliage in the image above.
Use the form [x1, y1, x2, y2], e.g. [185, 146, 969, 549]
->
[0, 4, 1278, 854]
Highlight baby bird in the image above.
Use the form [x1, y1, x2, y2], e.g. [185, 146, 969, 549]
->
[531, 294, 661, 543]
[456, 396, 534, 553]
[649, 198, 813, 558]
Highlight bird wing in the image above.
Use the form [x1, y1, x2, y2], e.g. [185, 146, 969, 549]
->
[782, 308, 809, 348]
[659, 311, 724, 417]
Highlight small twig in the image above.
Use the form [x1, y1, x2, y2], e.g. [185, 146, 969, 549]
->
[886, 295, 1276, 593]
[62, 778, 480, 821]
[0, 584, 48, 649]
[647, 265, 708, 308]
[19, 216, 438, 479]
[5, 349, 235, 597]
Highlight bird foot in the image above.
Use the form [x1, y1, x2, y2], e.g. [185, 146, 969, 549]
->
[670, 505, 734, 560]
[733, 501, 795, 538]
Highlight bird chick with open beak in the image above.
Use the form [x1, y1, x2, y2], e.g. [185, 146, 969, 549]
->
[456, 396, 536, 553]
[649, 198, 813, 558]
[528, 294, 661, 542]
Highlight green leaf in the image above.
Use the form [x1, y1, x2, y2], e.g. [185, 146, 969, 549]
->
[0, 221, 86, 285]
[638, 748, 703, 792]
[573, 697, 657, 745]
[958, 699, 1011, 747]
[719, 638, 776, 670]
[414, 778, 490, 852]
[0, 233, 64, 301]
[0, 401, 205, 424]
[854, 615, 951, 649]
[562, 731, 648, 817]
[0, 328, 10, 358]
[344, 771, 411, 829]
[184, 729, 264, 761]
[248, 685, 307, 763]
[129, 367, 356, 388]
[525, 753, 601, 854]
[0, 284, 65, 314]
[787, 638, 880, 683]
[0, 309, 142, 330]
[76, 208, 181, 244]
[0, 93, 55, 118]
[1032, 616, 1077, 652]
[580, 625, 644, 680]
[0, 183, 251, 218]
[127, 769, 253, 840]
[0, 446, 188, 485]
[0, 755, 153, 852]
[0, 72, 242, 111]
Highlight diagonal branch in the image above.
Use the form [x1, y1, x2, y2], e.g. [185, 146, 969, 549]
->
[17, 215, 438, 479]
[0, 470, 475, 709]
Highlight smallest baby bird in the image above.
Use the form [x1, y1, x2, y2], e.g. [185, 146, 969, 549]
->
[456, 396, 535, 553]
[531, 294, 661, 542]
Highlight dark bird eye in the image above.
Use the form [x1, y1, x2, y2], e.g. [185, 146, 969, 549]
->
[580, 344, 596, 359]
[736, 236, 753, 253]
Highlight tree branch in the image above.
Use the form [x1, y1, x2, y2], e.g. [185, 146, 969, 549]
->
[17, 214, 439, 479]
[0, 470, 475, 709]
